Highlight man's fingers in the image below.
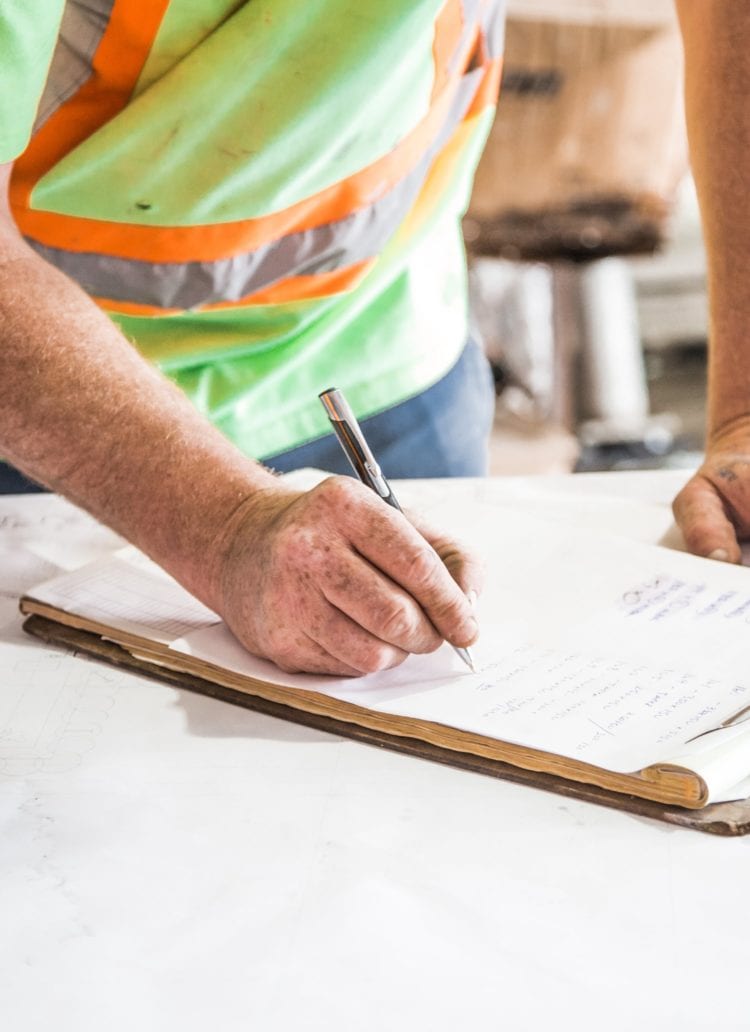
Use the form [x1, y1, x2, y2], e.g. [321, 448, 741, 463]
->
[267, 630, 365, 677]
[319, 550, 443, 655]
[343, 500, 478, 648]
[308, 600, 409, 674]
[672, 475, 742, 562]
[407, 509, 484, 600]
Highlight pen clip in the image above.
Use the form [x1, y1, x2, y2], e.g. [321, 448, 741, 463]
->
[319, 387, 400, 506]
[363, 460, 390, 498]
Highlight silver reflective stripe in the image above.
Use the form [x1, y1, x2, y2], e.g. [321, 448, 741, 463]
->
[481, 0, 506, 59]
[451, 0, 483, 77]
[33, 0, 116, 135]
[457, 0, 506, 64]
[27, 68, 485, 310]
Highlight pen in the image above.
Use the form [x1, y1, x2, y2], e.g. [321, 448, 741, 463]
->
[319, 386, 476, 673]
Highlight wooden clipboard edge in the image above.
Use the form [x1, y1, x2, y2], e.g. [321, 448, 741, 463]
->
[22, 613, 750, 837]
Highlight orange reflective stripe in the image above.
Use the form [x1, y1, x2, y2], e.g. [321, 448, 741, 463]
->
[14, 73, 466, 262]
[465, 55, 503, 119]
[11, 0, 171, 206]
[395, 72, 499, 246]
[432, 0, 464, 100]
[94, 259, 376, 316]
[432, 0, 487, 103]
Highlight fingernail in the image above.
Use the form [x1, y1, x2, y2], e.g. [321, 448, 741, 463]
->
[466, 589, 478, 609]
[463, 617, 479, 642]
[708, 548, 730, 562]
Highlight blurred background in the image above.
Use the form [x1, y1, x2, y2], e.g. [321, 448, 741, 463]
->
[465, 0, 707, 475]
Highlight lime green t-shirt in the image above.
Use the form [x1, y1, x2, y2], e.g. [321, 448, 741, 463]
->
[0, 4, 64, 162]
[2, 1, 499, 459]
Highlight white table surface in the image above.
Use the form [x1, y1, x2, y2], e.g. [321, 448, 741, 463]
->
[2, 470, 748, 1032]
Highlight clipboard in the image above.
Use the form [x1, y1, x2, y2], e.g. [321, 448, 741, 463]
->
[24, 613, 750, 837]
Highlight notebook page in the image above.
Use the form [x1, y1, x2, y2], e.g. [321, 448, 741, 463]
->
[27, 497, 750, 780]
[661, 720, 750, 803]
[31, 550, 219, 644]
[171, 502, 750, 776]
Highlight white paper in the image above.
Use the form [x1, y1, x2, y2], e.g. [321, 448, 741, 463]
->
[26, 488, 750, 787]
[0, 494, 124, 578]
[0, 636, 121, 777]
[32, 551, 220, 644]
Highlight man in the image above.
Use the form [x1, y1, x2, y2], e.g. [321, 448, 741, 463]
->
[0, 2, 745, 677]
[0, 1, 501, 674]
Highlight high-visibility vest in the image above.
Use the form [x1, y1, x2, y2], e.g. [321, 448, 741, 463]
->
[11, 0, 504, 457]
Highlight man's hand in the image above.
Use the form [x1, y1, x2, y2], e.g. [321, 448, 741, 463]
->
[673, 418, 750, 565]
[216, 476, 482, 675]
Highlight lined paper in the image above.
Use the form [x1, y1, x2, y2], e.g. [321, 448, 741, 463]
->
[34, 552, 219, 644]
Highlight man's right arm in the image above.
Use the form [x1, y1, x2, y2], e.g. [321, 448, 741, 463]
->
[0, 163, 480, 674]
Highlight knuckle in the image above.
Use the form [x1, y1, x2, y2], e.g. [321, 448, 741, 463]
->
[377, 599, 441, 653]
[404, 546, 440, 591]
[307, 476, 380, 536]
[357, 642, 400, 675]
[379, 599, 416, 642]
[419, 634, 444, 655]
[431, 595, 464, 626]
[315, 474, 362, 510]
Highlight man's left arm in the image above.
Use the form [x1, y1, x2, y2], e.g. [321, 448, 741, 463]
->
[672, 1, 750, 561]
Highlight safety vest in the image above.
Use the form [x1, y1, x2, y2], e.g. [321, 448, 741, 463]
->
[11, 0, 504, 457]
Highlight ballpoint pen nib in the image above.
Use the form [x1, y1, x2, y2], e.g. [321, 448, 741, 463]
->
[454, 646, 476, 673]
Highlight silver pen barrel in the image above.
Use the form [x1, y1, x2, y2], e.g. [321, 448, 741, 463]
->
[319, 388, 402, 510]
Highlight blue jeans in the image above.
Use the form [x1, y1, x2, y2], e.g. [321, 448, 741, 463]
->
[264, 339, 495, 478]
[0, 340, 494, 494]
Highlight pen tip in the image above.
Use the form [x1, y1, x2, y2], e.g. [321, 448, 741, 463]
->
[454, 645, 476, 673]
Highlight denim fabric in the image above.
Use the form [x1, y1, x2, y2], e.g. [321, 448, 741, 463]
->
[0, 465, 47, 494]
[264, 339, 495, 479]
[0, 340, 495, 494]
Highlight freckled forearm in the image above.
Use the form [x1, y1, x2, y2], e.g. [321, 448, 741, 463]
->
[0, 234, 276, 609]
